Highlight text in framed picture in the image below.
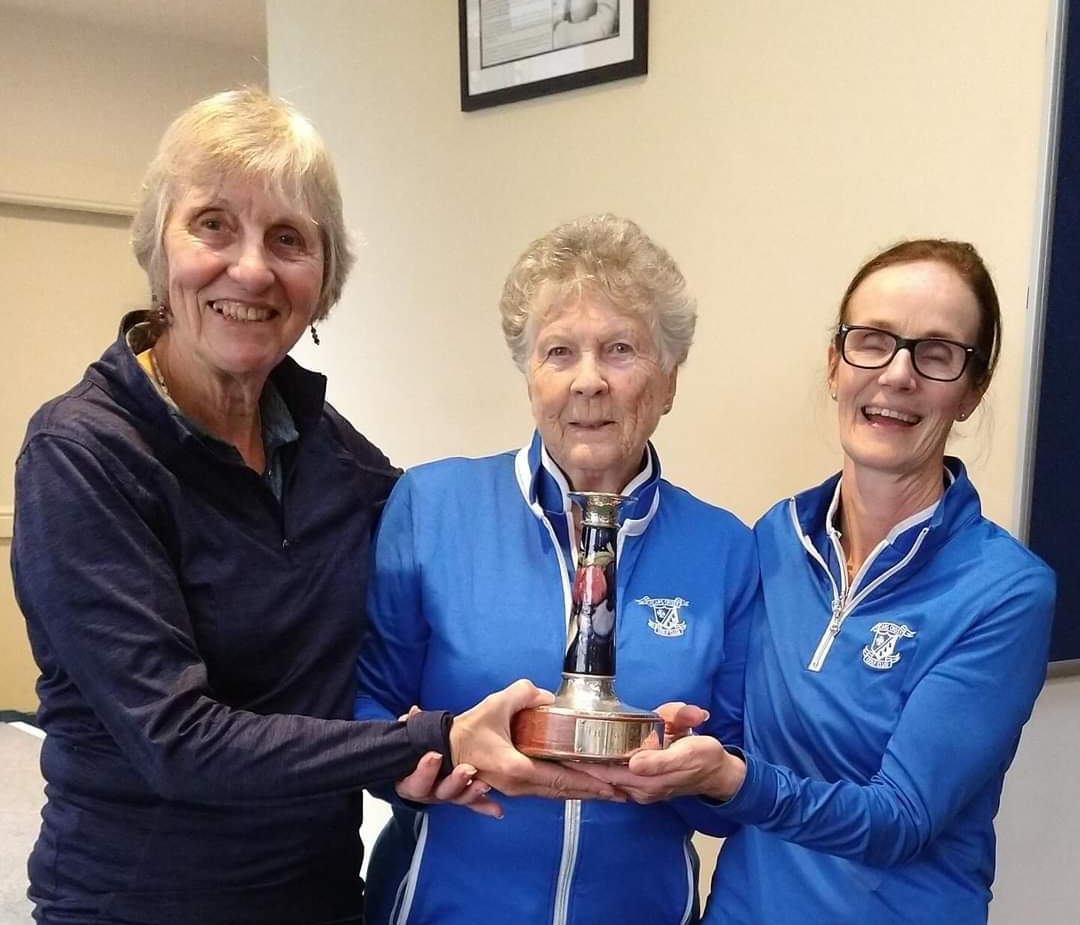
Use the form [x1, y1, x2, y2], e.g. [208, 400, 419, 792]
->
[458, 0, 648, 111]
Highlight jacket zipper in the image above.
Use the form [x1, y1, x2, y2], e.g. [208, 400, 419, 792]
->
[539, 495, 638, 925]
[808, 593, 847, 671]
[791, 502, 845, 671]
[552, 799, 581, 925]
[678, 836, 696, 925]
[790, 500, 931, 672]
[391, 812, 429, 925]
[537, 509, 581, 925]
[809, 527, 931, 671]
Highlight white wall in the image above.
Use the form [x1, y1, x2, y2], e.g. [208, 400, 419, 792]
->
[993, 670, 1080, 922]
[0, 7, 266, 710]
[267, 0, 1077, 920]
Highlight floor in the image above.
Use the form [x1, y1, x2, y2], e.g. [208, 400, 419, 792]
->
[0, 720, 394, 924]
[0, 723, 42, 924]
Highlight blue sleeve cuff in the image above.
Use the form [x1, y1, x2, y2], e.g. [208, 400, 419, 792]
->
[710, 747, 776, 823]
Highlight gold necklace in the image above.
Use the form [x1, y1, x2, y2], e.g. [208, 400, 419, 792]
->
[148, 348, 171, 399]
[149, 351, 264, 462]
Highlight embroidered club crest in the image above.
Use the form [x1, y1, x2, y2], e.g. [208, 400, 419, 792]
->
[862, 621, 917, 670]
[636, 596, 689, 638]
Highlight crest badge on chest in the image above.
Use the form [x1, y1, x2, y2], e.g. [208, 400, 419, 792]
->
[862, 621, 917, 670]
[636, 596, 689, 638]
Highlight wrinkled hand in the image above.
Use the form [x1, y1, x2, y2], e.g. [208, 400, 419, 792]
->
[576, 701, 746, 804]
[450, 679, 622, 802]
[656, 701, 710, 743]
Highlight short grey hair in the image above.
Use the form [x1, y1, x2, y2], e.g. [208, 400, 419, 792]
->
[131, 87, 353, 321]
[499, 214, 697, 371]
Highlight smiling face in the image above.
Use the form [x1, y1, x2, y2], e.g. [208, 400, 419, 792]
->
[828, 259, 983, 487]
[526, 294, 677, 492]
[158, 173, 324, 389]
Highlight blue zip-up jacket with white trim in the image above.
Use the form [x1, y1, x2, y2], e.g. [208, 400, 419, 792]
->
[355, 433, 758, 925]
[702, 459, 1055, 925]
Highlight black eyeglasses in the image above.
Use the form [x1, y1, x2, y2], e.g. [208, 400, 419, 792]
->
[836, 324, 982, 382]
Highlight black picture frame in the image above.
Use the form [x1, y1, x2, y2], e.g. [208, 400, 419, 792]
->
[459, 0, 648, 112]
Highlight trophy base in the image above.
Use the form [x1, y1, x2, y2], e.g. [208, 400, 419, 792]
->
[511, 674, 664, 763]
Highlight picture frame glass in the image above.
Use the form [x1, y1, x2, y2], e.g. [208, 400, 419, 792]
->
[460, 0, 648, 111]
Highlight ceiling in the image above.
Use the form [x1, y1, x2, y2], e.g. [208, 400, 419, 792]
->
[0, 0, 266, 54]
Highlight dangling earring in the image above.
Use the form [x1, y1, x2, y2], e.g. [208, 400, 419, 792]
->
[151, 295, 170, 326]
[310, 324, 320, 346]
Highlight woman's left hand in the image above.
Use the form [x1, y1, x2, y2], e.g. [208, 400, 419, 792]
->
[574, 701, 747, 803]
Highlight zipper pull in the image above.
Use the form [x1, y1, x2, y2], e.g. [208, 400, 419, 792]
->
[808, 596, 846, 673]
[827, 597, 844, 634]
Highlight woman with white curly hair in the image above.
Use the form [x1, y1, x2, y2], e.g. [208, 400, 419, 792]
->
[356, 214, 759, 925]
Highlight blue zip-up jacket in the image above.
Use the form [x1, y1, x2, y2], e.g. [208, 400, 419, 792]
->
[11, 314, 451, 925]
[702, 459, 1055, 925]
[355, 433, 759, 925]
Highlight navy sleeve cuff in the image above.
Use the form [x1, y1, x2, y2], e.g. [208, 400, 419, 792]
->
[404, 710, 455, 777]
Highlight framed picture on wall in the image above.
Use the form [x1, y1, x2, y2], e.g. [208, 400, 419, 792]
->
[458, 0, 648, 112]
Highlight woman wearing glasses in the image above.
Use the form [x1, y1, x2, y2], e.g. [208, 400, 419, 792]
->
[589, 239, 1055, 925]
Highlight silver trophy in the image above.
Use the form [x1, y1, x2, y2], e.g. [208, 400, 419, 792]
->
[511, 492, 665, 763]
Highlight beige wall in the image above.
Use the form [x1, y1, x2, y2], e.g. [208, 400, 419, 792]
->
[0, 0, 1072, 917]
[267, 0, 1075, 920]
[0, 204, 146, 711]
[0, 8, 266, 711]
[269, 0, 1048, 530]
[0, 9, 267, 208]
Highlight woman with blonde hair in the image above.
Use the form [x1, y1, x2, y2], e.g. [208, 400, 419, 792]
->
[12, 89, 610, 925]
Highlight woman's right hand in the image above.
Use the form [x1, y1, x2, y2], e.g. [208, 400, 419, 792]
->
[394, 704, 502, 817]
[395, 751, 503, 818]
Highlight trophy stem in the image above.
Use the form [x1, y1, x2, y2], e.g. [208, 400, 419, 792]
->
[561, 495, 618, 676]
[511, 492, 664, 763]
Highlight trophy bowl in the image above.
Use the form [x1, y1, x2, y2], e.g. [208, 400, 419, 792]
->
[512, 676, 664, 763]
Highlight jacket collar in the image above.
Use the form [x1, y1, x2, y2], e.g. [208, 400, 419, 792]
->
[514, 430, 661, 527]
[513, 431, 662, 580]
[790, 457, 983, 572]
[91, 310, 328, 442]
